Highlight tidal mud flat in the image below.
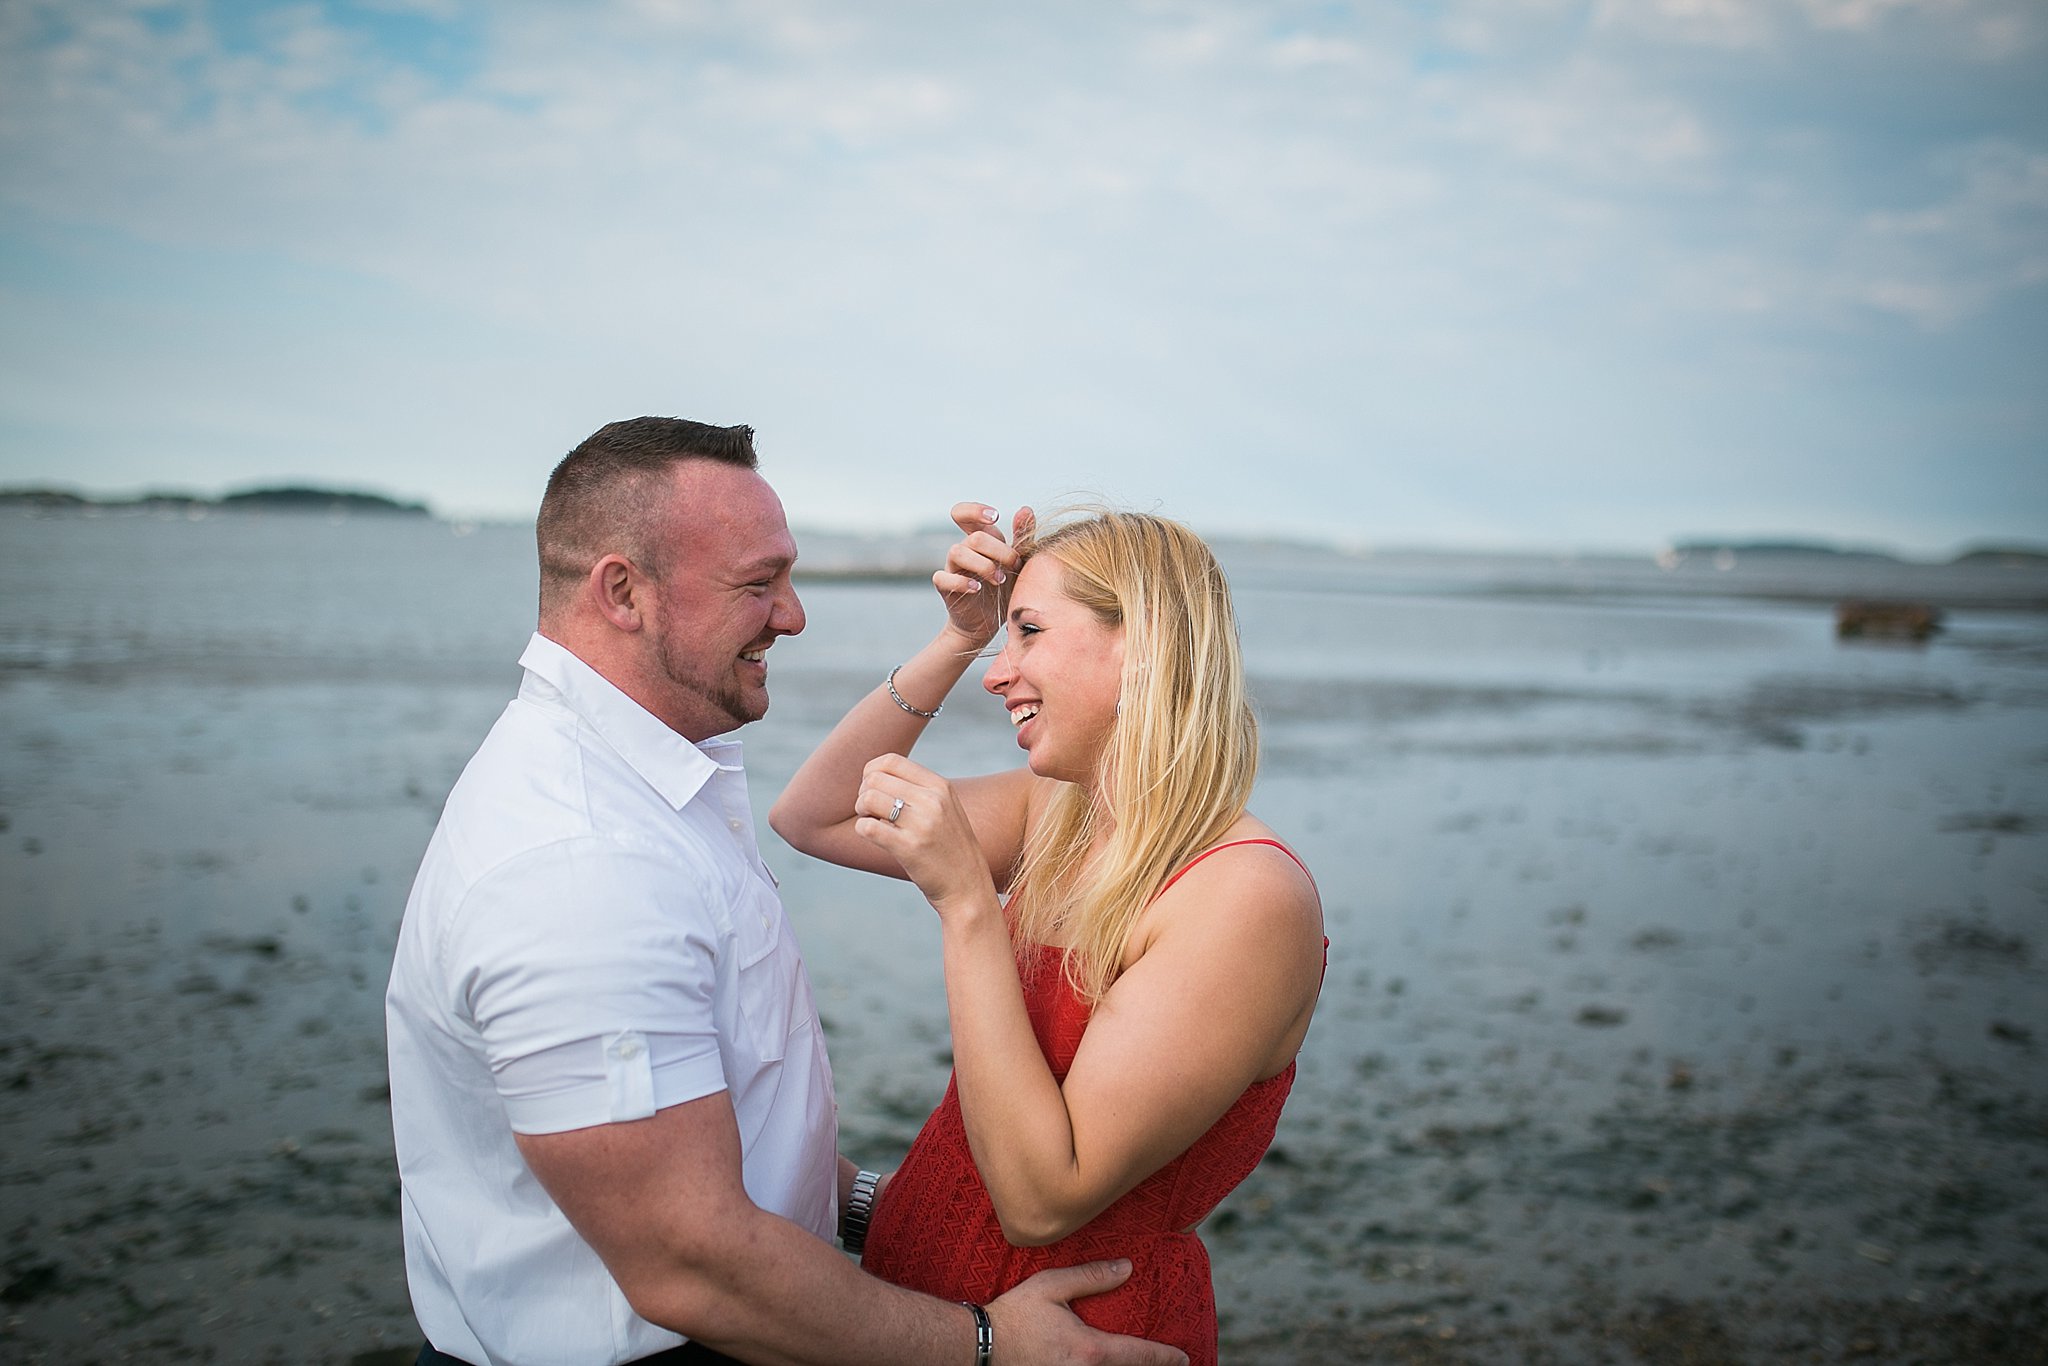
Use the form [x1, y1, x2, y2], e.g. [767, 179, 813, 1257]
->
[3, 516, 2046, 1363]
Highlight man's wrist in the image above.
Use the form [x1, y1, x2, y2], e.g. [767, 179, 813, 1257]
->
[840, 1167, 881, 1255]
[961, 1301, 993, 1366]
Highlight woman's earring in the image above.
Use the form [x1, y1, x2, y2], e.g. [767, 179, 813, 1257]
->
[1114, 698, 1122, 718]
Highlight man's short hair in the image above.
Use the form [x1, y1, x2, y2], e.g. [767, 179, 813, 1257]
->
[536, 417, 759, 614]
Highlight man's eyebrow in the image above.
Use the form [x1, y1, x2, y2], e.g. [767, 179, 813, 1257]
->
[734, 551, 795, 576]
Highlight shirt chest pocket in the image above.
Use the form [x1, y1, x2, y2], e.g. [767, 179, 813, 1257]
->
[731, 880, 801, 1066]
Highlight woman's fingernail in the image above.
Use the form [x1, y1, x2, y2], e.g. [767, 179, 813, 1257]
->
[982, 506, 999, 522]
[992, 570, 1005, 584]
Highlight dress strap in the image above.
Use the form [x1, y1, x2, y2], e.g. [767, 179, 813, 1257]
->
[1156, 839, 1329, 970]
[1157, 838, 1315, 897]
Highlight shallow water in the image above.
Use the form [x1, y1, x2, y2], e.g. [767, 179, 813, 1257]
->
[3, 511, 2045, 1362]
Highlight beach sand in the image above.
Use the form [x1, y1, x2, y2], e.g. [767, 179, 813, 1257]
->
[3, 522, 2045, 1363]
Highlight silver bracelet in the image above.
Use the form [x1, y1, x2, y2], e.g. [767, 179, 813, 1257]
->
[840, 1168, 881, 1255]
[886, 664, 943, 719]
[962, 1301, 993, 1366]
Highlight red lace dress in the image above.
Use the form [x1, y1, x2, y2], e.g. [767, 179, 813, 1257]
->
[859, 840, 1315, 1366]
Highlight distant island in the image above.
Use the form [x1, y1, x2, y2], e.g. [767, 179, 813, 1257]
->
[1951, 544, 2048, 567]
[0, 484, 432, 517]
[1668, 538, 1901, 561]
[1668, 538, 2048, 568]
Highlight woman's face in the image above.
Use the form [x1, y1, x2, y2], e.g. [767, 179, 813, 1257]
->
[982, 554, 1125, 788]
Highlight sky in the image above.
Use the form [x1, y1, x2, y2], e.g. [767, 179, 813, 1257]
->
[0, 0, 2042, 556]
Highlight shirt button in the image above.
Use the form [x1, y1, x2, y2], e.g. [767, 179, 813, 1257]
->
[728, 819, 744, 832]
[615, 1039, 643, 1060]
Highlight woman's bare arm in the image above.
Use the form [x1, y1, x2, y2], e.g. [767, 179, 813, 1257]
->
[852, 768, 1325, 1248]
[769, 627, 1037, 885]
[770, 503, 1037, 885]
[944, 842, 1323, 1244]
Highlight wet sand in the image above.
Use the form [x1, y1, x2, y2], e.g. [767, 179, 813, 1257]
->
[3, 521, 2045, 1362]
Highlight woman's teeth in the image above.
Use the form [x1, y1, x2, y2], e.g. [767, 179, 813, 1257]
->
[1010, 704, 1039, 727]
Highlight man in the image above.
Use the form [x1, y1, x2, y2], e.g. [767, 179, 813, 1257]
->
[385, 417, 1184, 1366]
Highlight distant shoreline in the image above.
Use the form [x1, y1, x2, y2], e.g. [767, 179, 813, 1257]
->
[1664, 538, 2048, 569]
[0, 485, 431, 517]
[5, 486, 2045, 575]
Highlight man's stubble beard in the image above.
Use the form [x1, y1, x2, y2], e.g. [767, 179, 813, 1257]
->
[657, 629, 765, 734]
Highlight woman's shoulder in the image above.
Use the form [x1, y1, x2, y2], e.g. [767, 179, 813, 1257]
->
[1131, 817, 1322, 956]
[1174, 816, 1316, 892]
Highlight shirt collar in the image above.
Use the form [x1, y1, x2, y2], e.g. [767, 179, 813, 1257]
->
[517, 632, 743, 810]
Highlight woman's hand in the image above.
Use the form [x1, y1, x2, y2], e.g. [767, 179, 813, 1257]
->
[852, 753, 999, 915]
[934, 502, 1034, 651]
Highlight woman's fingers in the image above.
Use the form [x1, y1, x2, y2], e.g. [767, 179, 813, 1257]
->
[935, 505, 1024, 650]
[947, 530, 1018, 583]
[854, 758, 928, 825]
[950, 501, 1002, 536]
[852, 784, 931, 850]
[854, 756, 957, 842]
[865, 751, 937, 784]
[934, 567, 986, 598]
[855, 785, 906, 823]
[853, 759, 992, 910]
[936, 511, 1018, 639]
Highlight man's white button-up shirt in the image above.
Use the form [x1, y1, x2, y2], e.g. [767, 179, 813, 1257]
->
[386, 632, 838, 1365]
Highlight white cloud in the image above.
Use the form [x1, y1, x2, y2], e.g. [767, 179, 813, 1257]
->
[1440, 60, 1719, 187]
[1799, 0, 1959, 33]
[1848, 143, 2048, 325]
[0, 0, 2041, 549]
[1587, 0, 2042, 53]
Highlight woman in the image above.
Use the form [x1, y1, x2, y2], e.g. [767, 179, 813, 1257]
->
[769, 502, 1324, 1364]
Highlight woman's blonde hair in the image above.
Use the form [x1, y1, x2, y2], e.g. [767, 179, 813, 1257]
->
[1007, 508, 1258, 1003]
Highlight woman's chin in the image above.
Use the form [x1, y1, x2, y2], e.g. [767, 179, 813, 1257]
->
[1022, 752, 1089, 787]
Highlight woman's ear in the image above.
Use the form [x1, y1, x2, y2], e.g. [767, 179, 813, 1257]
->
[589, 554, 645, 632]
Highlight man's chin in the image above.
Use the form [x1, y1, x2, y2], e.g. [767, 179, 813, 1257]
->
[684, 690, 765, 737]
[726, 689, 770, 729]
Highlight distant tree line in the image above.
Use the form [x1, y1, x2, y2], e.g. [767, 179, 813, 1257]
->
[1669, 538, 2047, 567]
[0, 484, 432, 517]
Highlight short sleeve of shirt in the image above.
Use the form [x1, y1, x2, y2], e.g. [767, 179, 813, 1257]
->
[447, 836, 733, 1134]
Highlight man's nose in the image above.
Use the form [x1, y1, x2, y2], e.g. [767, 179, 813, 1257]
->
[774, 585, 806, 636]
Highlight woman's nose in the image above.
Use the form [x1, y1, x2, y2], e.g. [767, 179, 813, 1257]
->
[982, 646, 1014, 694]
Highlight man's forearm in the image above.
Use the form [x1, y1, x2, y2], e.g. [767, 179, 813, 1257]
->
[640, 1202, 976, 1366]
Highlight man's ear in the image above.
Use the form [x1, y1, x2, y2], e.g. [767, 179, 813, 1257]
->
[590, 554, 645, 632]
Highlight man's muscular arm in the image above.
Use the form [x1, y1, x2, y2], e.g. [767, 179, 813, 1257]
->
[516, 1091, 1187, 1366]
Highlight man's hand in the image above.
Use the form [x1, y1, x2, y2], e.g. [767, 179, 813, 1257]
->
[986, 1261, 1190, 1366]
